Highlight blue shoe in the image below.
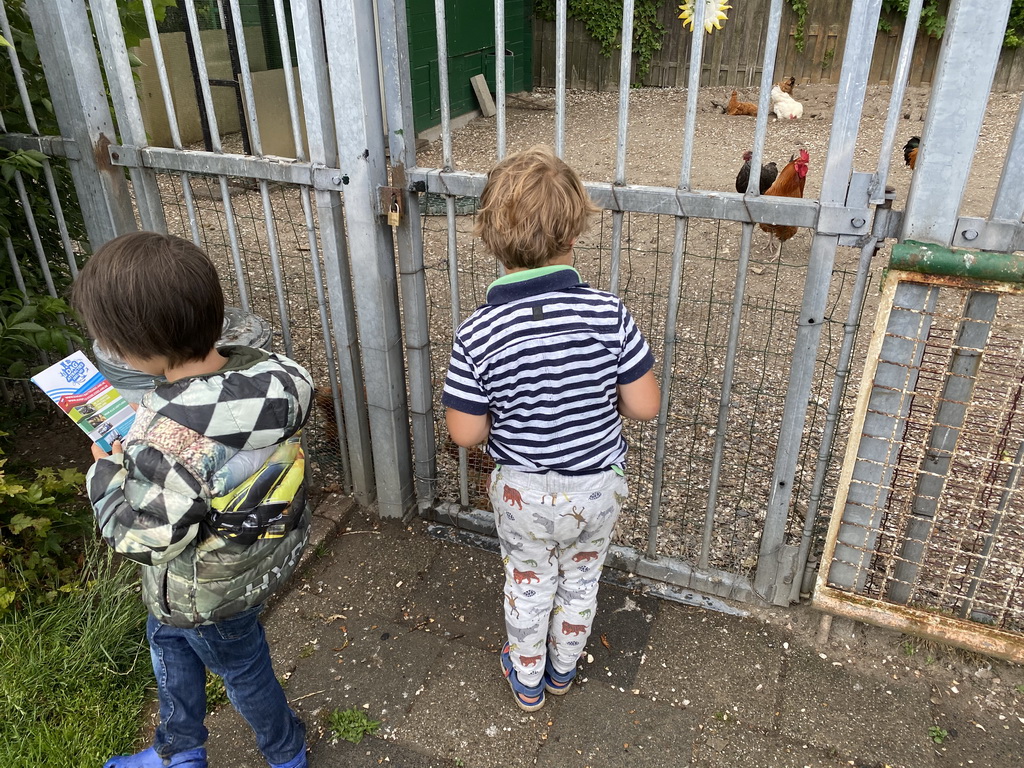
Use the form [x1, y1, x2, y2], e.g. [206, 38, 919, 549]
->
[103, 746, 207, 768]
[500, 642, 545, 711]
[270, 745, 308, 768]
[543, 658, 577, 695]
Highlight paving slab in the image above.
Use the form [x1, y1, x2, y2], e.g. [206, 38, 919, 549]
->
[692, 719, 843, 768]
[636, 600, 785, 725]
[537, 679, 701, 768]
[402, 539, 506, 651]
[583, 585, 661, 690]
[396, 643, 551, 768]
[778, 645, 934, 768]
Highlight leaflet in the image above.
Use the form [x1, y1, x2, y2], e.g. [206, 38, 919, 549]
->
[31, 350, 136, 452]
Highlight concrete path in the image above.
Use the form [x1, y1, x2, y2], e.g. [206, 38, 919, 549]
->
[204, 498, 1024, 768]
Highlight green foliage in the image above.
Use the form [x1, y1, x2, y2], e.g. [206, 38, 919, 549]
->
[0, 545, 150, 767]
[879, 0, 946, 39]
[787, 0, 809, 53]
[328, 707, 381, 745]
[0, 430, 89, 615]
[0, 290, 83, 381]
[205, 671, 229, 712]
[535, 0, 667, 84]
[1005, 0, 1024, 48]
[928, 725, 949, 744]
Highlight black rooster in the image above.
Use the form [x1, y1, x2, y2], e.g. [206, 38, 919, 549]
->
[735, 151, 779, 195]
[903, 136, 920, 169]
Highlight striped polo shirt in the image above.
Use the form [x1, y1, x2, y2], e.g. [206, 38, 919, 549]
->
[442, 265, 654, 473]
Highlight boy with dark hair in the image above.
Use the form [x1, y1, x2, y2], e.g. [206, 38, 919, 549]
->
[442, 145, 661, 711]
[73, 232, 313, 768]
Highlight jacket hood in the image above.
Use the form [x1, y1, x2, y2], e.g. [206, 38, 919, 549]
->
[142, 346, 314, 451]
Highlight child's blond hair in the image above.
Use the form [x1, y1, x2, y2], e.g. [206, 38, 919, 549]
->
[474, 145, 600, 270]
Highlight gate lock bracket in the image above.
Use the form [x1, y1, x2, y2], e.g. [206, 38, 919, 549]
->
[379, 186, 402, 227]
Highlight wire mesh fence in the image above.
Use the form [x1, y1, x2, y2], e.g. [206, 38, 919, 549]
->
[155, 168, 348, 499]
[422, 202, 879, 580]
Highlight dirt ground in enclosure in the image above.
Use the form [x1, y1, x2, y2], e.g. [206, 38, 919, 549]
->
[419, 82, 1021, 221]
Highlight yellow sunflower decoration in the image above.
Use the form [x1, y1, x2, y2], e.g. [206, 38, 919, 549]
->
[679, 0, 732, 34]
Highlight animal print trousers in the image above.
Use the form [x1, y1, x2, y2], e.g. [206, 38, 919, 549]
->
[490, 465, 627, 687]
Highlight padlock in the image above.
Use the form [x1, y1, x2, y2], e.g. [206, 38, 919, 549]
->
[388, 200, 401, 227]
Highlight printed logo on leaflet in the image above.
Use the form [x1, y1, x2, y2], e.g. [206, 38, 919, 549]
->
[60, 357, 88, 384]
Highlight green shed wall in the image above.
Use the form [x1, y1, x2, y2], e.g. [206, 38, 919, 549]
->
[407, 0, 533, 134]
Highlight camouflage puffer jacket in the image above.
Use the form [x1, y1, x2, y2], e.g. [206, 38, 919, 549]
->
[86, 346, 313, 628]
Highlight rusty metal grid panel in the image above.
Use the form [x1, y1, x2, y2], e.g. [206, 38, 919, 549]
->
[817, 269, 1024, 663]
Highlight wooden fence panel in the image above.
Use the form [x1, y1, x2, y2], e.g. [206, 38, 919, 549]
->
[532, 2, 1024, 93]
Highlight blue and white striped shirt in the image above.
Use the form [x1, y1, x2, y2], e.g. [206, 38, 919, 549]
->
[442, 265, 654, 473]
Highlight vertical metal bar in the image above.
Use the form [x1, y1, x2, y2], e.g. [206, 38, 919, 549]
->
[699, 222, 755, 570]
[646, 0, 706, 557]
[183, 0, 224, 151]
[40, 163, 79, 278]
[991, 101, 1024, 222]
[142, 0, 184, 148]
[141, 0, 203, 244]
[432, 0, 470, 504]
[258, 184, 294, 355]
[27, 0, 136, 248]
[887, 291, 998, 604]
[219, 177, 250, 311]
[677, 0, 706, 190]
[554, 0, 567, 157]
[14, 172, 58, 298]
[90, 0, 167, 232]
[743, 0, 784, 195]
[754, 0, 884, 605]
[272, 0, 306, 159]
[494, 0, 506, 160]
[299, 187, 353, 490]
[790, 194, 895, 603]
[434, 0, 453, 168]
[226, 0, 264, 155]
[607, 0, 634, 296]
[291, 0, 374, 502]
[869, 0, 923, 203]
[6, 238, 28, 295]
[322, 0, 415, 518]
[902, 0, 1013, 245]
[379, 0, 438, 507]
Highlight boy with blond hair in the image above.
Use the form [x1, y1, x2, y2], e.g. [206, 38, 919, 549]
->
[73, 232, 312, 768]
[442, 145, 660, 710]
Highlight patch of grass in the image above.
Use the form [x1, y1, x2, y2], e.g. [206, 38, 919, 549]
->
[206, 672, 229, 712]
[928, 725, 949, 744]
[328, 707, 381, 744]
[0, 545, 150, 767]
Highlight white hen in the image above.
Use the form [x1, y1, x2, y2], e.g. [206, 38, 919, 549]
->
[770, 85, 803, 120]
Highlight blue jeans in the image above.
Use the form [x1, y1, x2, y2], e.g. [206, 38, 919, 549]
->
[148, 605, 306, 764]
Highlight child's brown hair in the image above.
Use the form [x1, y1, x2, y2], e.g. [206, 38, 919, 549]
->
[474, 145, 600, 270]
[71, 231, 224, 367]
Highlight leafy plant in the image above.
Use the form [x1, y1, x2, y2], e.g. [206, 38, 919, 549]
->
[0, 290, 83, 381]
[0, 430, 89, 614]
[327, 707, 381, 745]
[535, 0, 667, 83]
[879, 0, 946, 39]
[787, 0, 809, 52]
[928, 725, 949, 744]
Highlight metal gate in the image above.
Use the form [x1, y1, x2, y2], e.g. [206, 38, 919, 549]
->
[5, 0, 1021, 646]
